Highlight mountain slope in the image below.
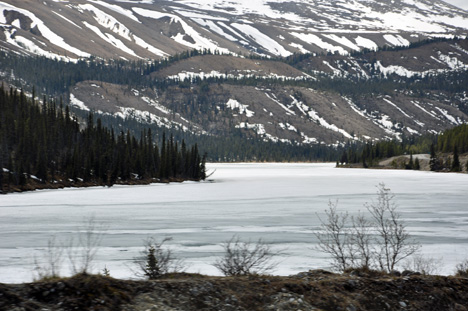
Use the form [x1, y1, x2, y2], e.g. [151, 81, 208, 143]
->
[67, 40, 468, 146]
[0, 1, 467, 157]
[0, 0, 467, 60]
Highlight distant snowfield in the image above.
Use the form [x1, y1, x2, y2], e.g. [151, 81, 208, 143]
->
[1, 0, 468, 60]
[0, 163, 467, 283]
[0, 2, 91, 58]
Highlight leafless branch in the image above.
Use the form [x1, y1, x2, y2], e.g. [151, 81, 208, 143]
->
[213, 235, 281, 276]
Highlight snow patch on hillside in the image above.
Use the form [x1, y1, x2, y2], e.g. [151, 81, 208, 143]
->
[236, 122, 289, 143]
[83, 21, 139, 57]
[132, 7, 230, 54]
[264, 93, 295, 115]
[369, 12, 447, 33]
[383, 34, 410, 46]
[289, 42, 309, 53]
[323, 34, 360, 51]
[279, 122, 297, 132]
[141, 97, 171, 114]
[374, 61, 418, 78]
[70, 94, 90, 111]
[355, 36, 378, 50]
[435, 107, 461, 125]
[114, 107, 192, 132]
[411, 101, 441, 120]
[344, 96, 401, 140]
[166, 70, 311, 82]
[175, 0, 305, 22]
[3, 29, 77, 61]
[0, 2, 90, 57]
[193, 19, 238, 42]
[133, 35, 168, 57]
[437, 52, 468, 69]
[79, 4, 133, 40]
[292, 95, 355, 139]
[88, 0, 140, 22]
[226, 99, 254, 117]
[382, 98, 411, 118]
[78, 4, 167, 57]
[231, 23, 292, 57]
[291, 33, 348, 55]
[217, 22, 249, 42]
[52, 11, 82, 29]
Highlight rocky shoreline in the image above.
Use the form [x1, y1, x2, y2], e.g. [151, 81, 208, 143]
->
[2, 271, 468, 311]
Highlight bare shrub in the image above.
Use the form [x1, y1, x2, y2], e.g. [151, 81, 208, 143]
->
[349, 212, 375, 269]
[404, 253, 442, 275]
[135, 237, 184, 279]
[33, 235, 64, 280]
[366, 183, 420, 272]
[455, 260, 468, 277]
[316, 183, 420, 273]
[67, 216, 105, 275]
[213, 235, 281, 276]
[315, 201, 353, 271]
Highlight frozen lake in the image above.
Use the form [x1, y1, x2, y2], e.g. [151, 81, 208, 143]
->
[1, 163, 468, 283]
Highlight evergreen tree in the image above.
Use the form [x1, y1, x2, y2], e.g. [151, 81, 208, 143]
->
[451, 146, 461, 172]
[144, 245, 160, 280]
[406, 153, 414, 170]
[414, 157, 420, 170]
[0, 159, 3, 193]
[429, 143, 439, 171]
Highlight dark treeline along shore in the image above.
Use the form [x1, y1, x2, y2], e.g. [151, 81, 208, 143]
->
[337, 123, 468, 171]
[0, 85, 206, 193]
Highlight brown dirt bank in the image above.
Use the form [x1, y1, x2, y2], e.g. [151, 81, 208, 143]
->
[1, 271, 468, 311]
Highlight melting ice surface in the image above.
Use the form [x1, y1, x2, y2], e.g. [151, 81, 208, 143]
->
[1, 163, 468, 283]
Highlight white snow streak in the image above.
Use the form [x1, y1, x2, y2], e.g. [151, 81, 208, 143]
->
[132, 7, 230, 54]
[291, 32, 348, 55]
[264, 93, 295, 115]
[83, 21, 139, 57]
[382, 98, 411, 118]
[70, 94, 90, 111]
[231, 23, 292, 57]
[88, 0, 141, 22]
[0, 2, 90, 57]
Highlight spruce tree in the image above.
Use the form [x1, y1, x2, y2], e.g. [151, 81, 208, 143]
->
[145, 245, 160, 280]
[451, 146, 461, 172]
[429, 143, 438, 171]
[406, 153, 414, 170]
[414, 157, 420, 170]
[0, 160, 3, 193]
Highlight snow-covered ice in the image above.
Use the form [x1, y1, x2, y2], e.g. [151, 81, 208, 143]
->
[0, 163, 467, 283]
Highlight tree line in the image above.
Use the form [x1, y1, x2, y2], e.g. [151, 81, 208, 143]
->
[338, 123, 468, 172]
[0, 85, 206, 193]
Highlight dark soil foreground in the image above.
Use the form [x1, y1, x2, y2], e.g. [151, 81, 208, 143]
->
[1, 271, 468, 311]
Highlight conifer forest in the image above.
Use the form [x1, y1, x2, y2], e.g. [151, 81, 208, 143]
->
[0, 86, 206, 193]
